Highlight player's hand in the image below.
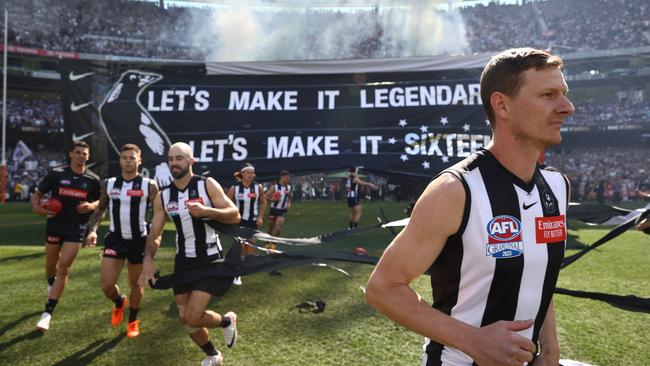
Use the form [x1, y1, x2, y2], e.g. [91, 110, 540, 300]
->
[85, 231, 97, 248]
[76, 201, 94, 213]
[138, 256, 157, 288]
[33, 204, 56, 218]
[468, 319, 536, 366]
[636, 218, 649, 231]
[256, 217, 263, 227]
[186, 201, 206, 218]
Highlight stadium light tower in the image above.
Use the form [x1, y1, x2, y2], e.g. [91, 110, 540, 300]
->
[1, 9, 7, 205]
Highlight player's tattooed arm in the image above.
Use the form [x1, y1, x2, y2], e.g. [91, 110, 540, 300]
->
[85, 182, 109, 247]
[139, 192, 165, 287]
[87, 181, 110, 234]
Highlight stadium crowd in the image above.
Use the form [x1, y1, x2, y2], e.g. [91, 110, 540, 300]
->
[567, 100, 650, 127]
[4, 97, 64, 133]
[1, 0, 649, 60]
[546, 147, 650, 203]
[462, 0, 650, 53]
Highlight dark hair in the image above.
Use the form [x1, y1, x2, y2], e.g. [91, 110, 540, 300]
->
[348, 166, 357, 173]
[70, 141, 89, 151]
[120, 143, 141, 155]
[279, 170, 290, 177]
[480, 48, 563, 127]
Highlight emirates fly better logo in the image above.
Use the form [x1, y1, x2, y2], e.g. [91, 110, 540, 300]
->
[485, 215, 524, 258]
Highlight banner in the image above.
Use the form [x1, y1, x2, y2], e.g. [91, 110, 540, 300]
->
[12, 140, 33, 164]
[61, 59, 491, 185]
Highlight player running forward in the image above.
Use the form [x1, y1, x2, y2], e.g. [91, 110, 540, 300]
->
[139, 142, 240, 366]
[226, 163, 267, 285]
[31, 141, 101, 332]
[265, 170, 291, 248]
[85, 144, 159, 338]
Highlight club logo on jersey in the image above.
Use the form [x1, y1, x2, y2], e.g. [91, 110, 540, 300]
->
[60, 179, 71, 185]
[486, 215, 523, 258]
[58, 187, 88, 199]
[110, 188, 121, 197]
[535, 215, 566, 243]
[543, 192, 556, 211]
[248, 192, 257, 198]
[127, 189, 144, 197]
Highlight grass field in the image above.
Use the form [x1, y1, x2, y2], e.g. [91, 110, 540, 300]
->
[0, 201, 649, 366]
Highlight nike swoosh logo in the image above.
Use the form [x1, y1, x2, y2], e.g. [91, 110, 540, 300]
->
[70, 101, 93, 112]
[72, 131, 94, 142]
[523, 201, 538, 210]
[69, 71, 94, 81]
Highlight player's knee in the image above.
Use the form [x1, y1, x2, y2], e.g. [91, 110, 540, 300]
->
[184, 311, 203, 328]
[100, 282, 115, 294]
[57, 265, 72, 276]
[128, 279, 140, 290]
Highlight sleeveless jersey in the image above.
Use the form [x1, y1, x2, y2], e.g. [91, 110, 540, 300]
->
[234, 182, 260, 221]
[270, 183, 291, 210]
[37, 166, 102, 229]
[424, 149, 568, 366]
[161, 175, 221, 260]
[106, 175, 154, 239]
[346, 176, 358, 199]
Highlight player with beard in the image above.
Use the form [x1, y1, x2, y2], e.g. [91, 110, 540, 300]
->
[138, 142, 240, 366]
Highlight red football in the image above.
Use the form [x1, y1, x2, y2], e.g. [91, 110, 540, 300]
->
[43, 197, 63, 214]
[272, 191, 281, 200]
[353, 246, 369, 256]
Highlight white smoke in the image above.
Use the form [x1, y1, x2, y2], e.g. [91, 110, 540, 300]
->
[185, 2, 469, 62]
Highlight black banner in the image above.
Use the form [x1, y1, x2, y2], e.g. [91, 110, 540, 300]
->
[61, 60, 491, 185]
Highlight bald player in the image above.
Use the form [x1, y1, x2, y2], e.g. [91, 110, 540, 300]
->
[139, 142, 241, 366]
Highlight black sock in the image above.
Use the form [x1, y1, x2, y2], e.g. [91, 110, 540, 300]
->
[113, 295, 124, 308]
[200, 340, 219, 356]
[220, 316, 232, 328]
[353, 222, 358, 228]
[128, 307, 139, 322]
[45, 299, 58, 314]
[47, 277, 55, 286]
[349, 221, 354, 229]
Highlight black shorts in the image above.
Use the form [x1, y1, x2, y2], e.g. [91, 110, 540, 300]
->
[102, 231, 146, 264]
[172, 276, 232, 297]
[269, 208, 287, 218]
[45, 222, 88, 245]
[347, 196, 360, 207]
[240, 219, 257, 229]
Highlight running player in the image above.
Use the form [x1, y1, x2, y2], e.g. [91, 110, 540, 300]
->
[226, 163, 267, 285]
[366, 48, 574, 366]
[31, 141, 102, 332]
[265, 170, 291, 240]
[346, 166, 378, 229]
[85, 144, 159, 338]
[138, 142, 240, 366]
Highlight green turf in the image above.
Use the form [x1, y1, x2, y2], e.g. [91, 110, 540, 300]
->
[0, 201, 648, 365]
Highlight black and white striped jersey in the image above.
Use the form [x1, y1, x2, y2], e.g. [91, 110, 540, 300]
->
[270, 183, 291, 210]
[234, 182, 260, 221]
[346, 176, 358, 198]
[161, 175, 222, 259]
[424, 149, 568, 366]
[106, 175, 154, 239]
